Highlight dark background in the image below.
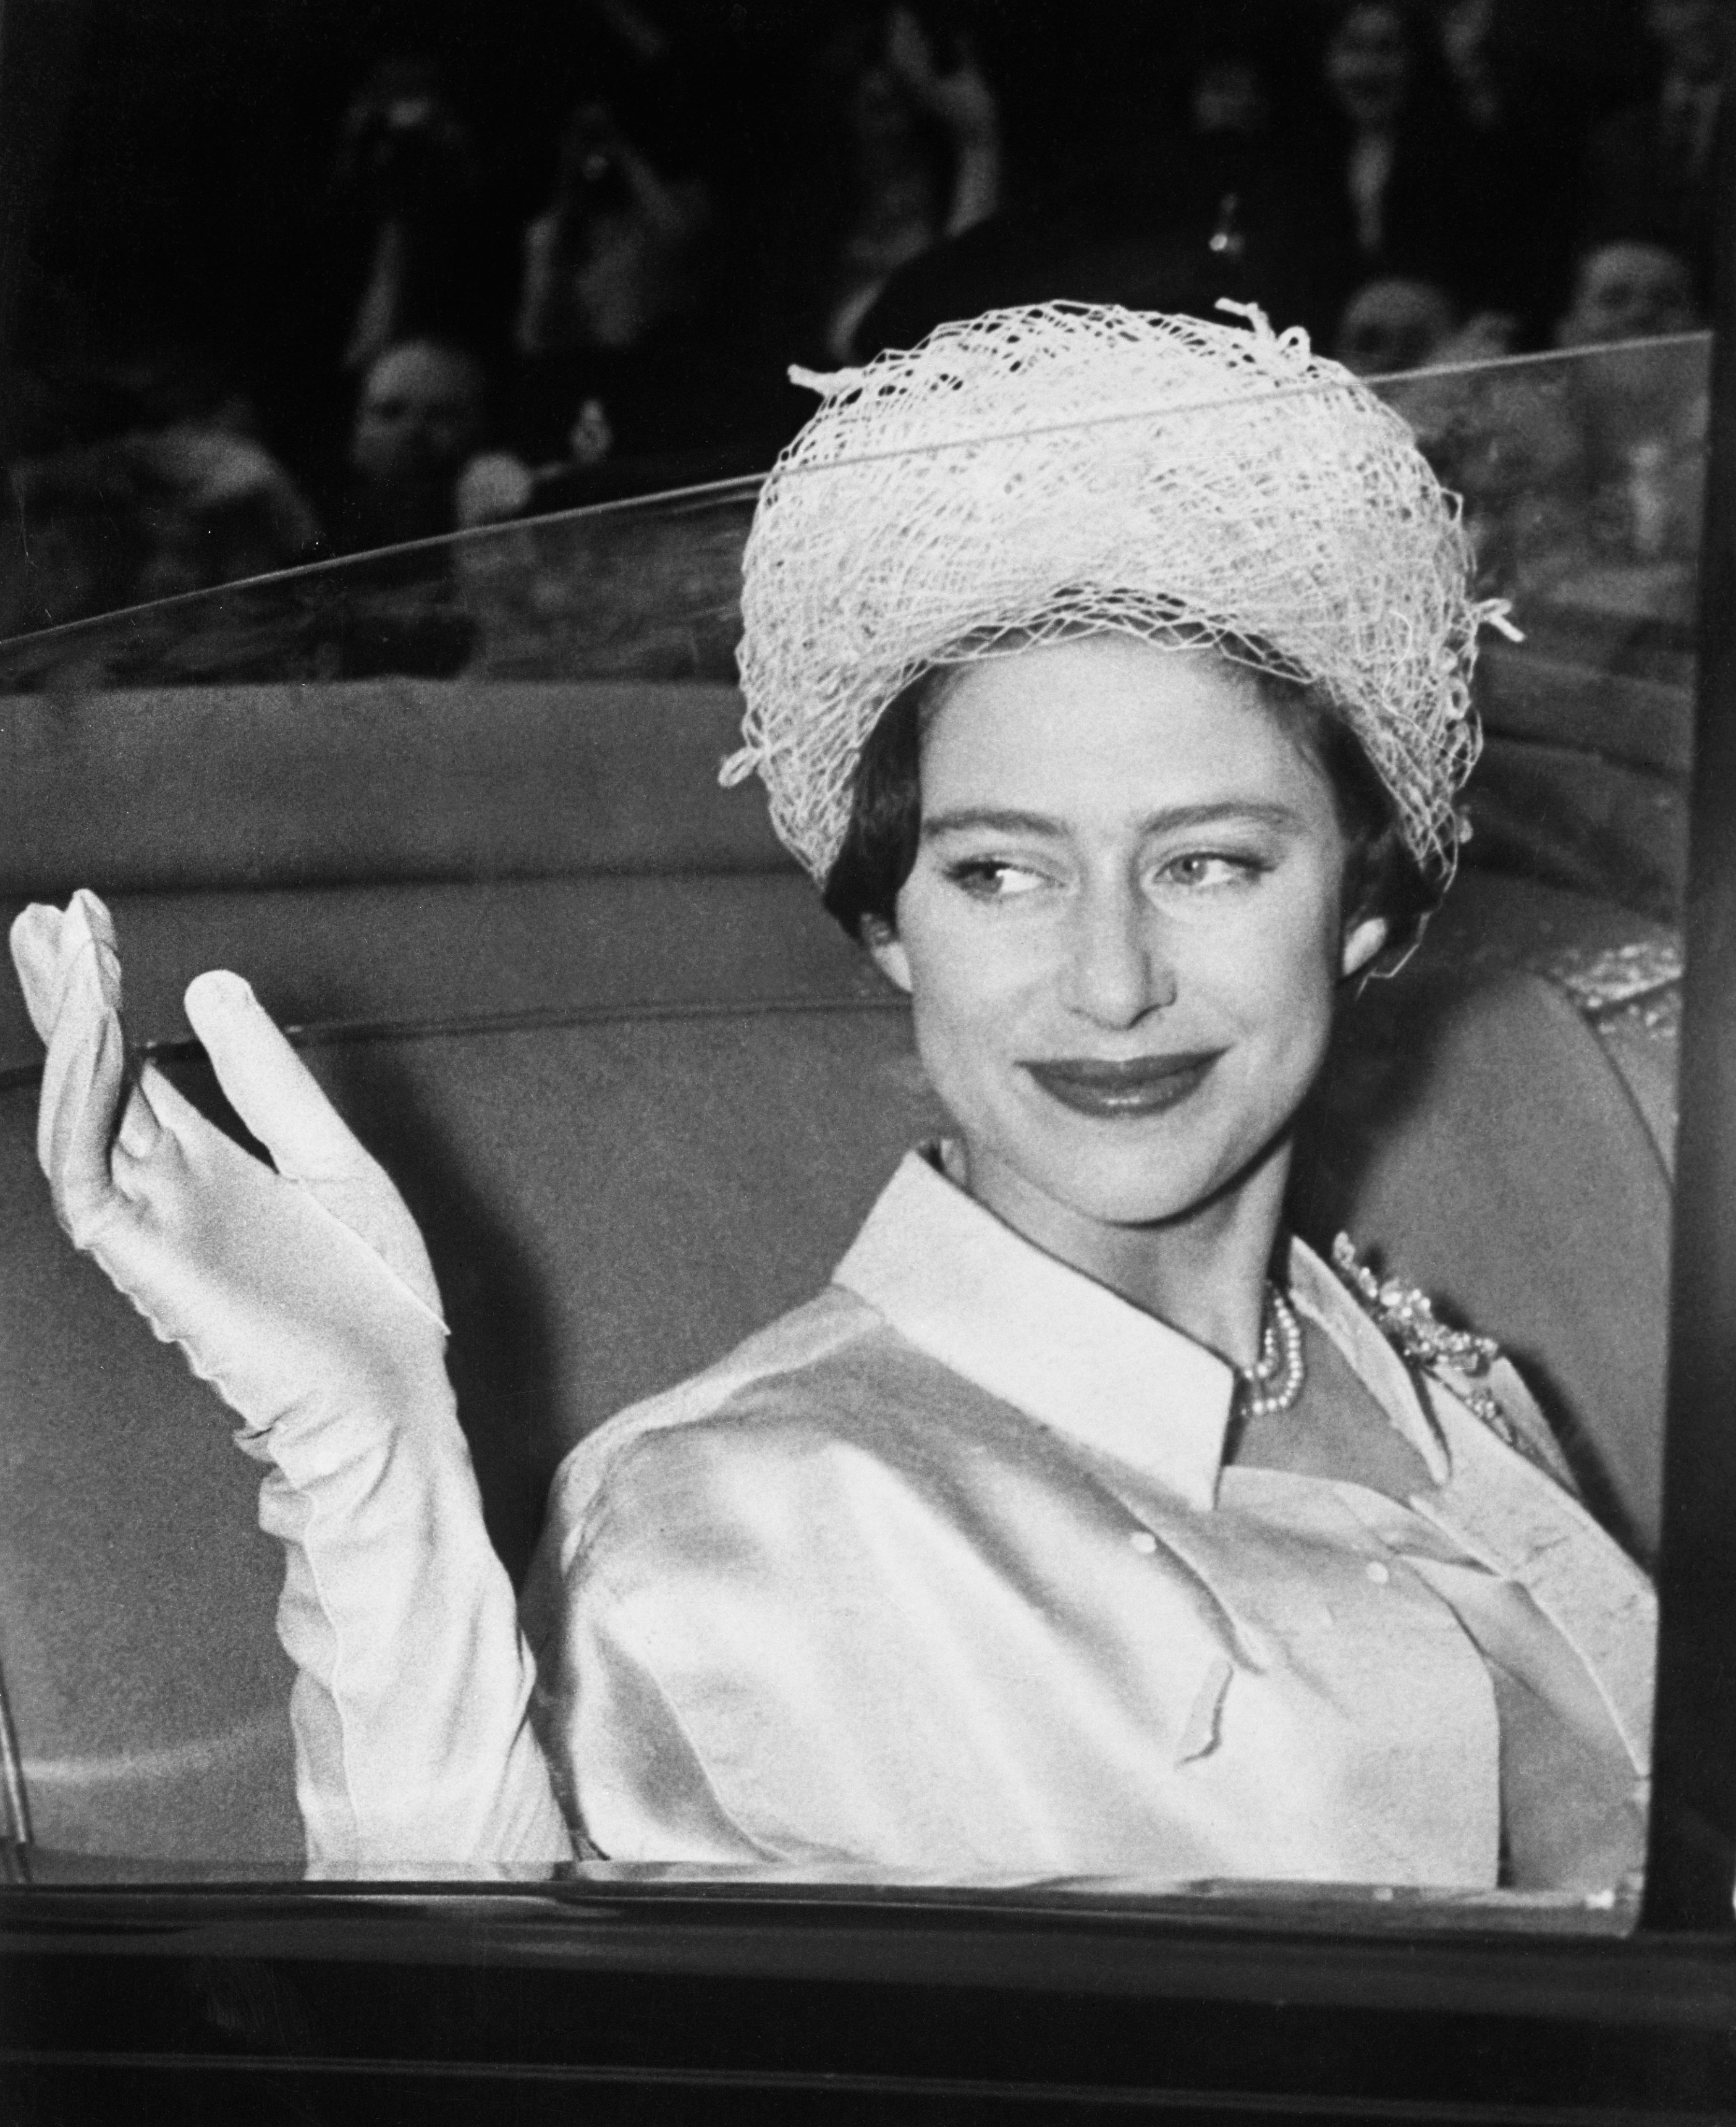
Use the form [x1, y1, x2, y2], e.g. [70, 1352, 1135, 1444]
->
[0, 1, 1656, 420]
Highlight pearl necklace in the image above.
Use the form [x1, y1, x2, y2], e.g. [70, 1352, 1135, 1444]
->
[1236, 1283, 1306, 1418]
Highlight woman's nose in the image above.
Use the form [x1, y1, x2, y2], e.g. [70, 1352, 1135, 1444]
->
[1061, 882, 1177, 1028]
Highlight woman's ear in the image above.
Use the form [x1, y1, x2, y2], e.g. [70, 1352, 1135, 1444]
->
[862, 916, 913, 994]
[1340, 911, 1389, 982]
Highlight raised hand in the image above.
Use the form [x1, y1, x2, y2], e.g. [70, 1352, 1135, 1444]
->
[11, 889, 573, 1871]
[11, 889, 448, 1432]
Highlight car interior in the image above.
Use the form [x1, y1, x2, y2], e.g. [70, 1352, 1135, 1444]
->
[0, 338, 1701, 1890]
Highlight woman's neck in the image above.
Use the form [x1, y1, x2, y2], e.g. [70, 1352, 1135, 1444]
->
[952, 1136, 1290, 1371]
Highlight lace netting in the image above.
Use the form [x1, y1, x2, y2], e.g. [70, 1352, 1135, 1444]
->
[726, 301, 1514, 890]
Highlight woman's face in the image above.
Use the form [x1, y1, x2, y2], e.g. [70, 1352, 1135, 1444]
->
[869, 637, 1387, 1261]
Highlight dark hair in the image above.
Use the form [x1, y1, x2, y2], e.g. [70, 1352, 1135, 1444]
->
[819, 655, 1439, 962]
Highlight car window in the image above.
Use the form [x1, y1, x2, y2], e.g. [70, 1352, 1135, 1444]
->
[0, 336, 1704, 1922]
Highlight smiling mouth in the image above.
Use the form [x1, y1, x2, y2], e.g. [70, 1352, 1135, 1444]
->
[1022, 1052, 1221, 1117]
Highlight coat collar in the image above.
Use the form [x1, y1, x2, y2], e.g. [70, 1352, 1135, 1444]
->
[831, 1148, 1447, 1510]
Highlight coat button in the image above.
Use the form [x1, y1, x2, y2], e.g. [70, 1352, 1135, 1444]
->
[1365, 1561, 1391, 1584]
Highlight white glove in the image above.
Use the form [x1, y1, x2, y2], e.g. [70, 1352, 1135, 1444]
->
[11, 887, 449, 1428]
[11, 891, 573, 1874]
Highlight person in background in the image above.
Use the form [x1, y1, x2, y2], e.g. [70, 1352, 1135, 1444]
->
[4, 448, 161, 633]
[516, 101, 716, 371]
[323, 57, 505, 383]
[509, 95, 734, 478]
[1310, 1, 1496, 321]
[4, 344, 321, 630]
[1553, 239, 1706, 567]
[506, 70, 797, 503]
[333, 339, 491, 554]
[1584, 0, 1725, 304]
[1336, 276, 1463, 374]
[795, 5, 1004, 365]
[853, 32, 1341, 359]
[109, 345, 321, 599]
[1431, 0, 1590, 338]
[1334, 276, 1516, 376]
[1554, 237, 1702, 350]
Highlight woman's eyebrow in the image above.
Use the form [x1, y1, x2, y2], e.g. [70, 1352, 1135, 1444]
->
[921, 807, 1064, 841]
[921, 800, 1305, 842]
[1135, 800, 1306, 835]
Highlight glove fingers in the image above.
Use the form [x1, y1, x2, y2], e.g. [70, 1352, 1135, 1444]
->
[11, 902, 66, 1044]
[119, 1057, 201, 1162]
[184, 971, 447, 1327]
[35, 908, 163, 1235]
[184, 970, 371, 1188]
[19, 904, 453, 1379]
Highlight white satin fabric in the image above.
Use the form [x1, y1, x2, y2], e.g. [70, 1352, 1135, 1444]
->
[247, 1143, 1654, 1882]
[522, 1150, 1654, 1888]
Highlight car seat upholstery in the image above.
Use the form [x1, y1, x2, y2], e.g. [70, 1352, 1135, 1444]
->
[0, 678, 1675, 1868]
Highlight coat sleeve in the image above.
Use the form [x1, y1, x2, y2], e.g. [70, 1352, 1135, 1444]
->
[236, 1390, 576, 1877]
[516, 1423, 791, 1867]
[517, 1403, 1010, 1874]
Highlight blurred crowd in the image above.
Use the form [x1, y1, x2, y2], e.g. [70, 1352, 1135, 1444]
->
[0, 0, 1724, 636]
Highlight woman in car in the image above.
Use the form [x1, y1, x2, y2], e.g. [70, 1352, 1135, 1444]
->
[11, 302, 1656, 1891]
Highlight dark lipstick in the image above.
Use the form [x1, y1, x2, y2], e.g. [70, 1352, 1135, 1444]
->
[1022, 1051, 1220, 1118]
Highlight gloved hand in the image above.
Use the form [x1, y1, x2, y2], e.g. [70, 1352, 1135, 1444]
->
[11, 890, 574, 1871]
[9, 887, 449, 1432]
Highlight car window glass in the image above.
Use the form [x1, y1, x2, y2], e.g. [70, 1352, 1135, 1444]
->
[0, 337, 1702, 1918]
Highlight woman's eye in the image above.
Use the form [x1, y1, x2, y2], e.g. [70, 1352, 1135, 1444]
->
[944, 857, 1049, 899]
[1156, 852, 1265, 891]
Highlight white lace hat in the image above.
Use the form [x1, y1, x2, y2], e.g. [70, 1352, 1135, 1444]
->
[726, 300, 1514, 890]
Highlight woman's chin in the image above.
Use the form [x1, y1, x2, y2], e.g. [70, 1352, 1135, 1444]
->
[967, 1094, 1297, 1240]
[983, 1137, 1248, 1238]
[1059, 1174, 1238, 1233]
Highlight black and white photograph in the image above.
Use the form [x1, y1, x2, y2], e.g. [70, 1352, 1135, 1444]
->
[1, 2, 1733, 2120]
